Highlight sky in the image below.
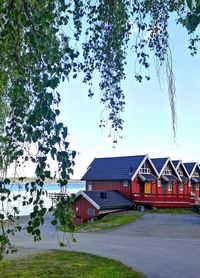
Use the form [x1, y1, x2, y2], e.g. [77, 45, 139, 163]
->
[8, 15, 200, 179]
[57, 18, 200, 179]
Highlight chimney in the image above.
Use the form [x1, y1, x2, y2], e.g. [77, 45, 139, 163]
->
[100, 191, 107, 200]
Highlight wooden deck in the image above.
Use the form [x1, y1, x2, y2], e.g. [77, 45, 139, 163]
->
[132, 193, 196, 208]
[49, 192, 69, 206]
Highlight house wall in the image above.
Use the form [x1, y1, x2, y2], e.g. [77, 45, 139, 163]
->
[131, 177, 157, 195]
[131, 177, 140, 194]
[73, 196, 99, 223]
[86, 180, 131, 200]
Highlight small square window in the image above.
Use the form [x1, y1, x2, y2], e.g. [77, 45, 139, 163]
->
[123, 180, 128, 187]
[87, 208, 95, 216]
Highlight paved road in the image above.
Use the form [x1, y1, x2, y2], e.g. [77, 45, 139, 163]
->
[7, 213, 200, 278]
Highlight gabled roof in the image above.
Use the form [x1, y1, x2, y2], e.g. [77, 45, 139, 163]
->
[184, 162, 200, 178]
[151, 157, 168, 174]
[172, 160, 189, 178]
[151, 157, 180, 180]
[76, 190, 132, 210]
[172, 160, 180, 168]
[82, 155, 158, 181]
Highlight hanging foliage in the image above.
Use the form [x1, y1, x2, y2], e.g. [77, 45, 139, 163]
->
[0, 0, 200, 259]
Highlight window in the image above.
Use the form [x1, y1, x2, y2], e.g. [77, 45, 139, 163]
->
[157, 180, 161, 187]
[163, 165, 172, 175]
[196, 184, 199, 190]
[168, 182, 172, 191]
[179, 183, 183, 190]
[140, 162, 151, 174]
[193, 170, 199, 177]
[123, 180, 128, 187]
[87, 208, 95, 216]
[177, 168, 183, 176]
[76, 207, 79, 211]
[88, 184, 92, 191]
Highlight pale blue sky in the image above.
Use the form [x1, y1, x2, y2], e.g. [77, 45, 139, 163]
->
[58, 19, 200, 179]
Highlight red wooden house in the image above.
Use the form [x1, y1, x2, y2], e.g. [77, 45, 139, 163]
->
[184, 162, 200, 198]
[73, 155, 196, 223]
[73, 190, 132, 225]
[172, 160, 190, 195]
[82, 154, 159, 200]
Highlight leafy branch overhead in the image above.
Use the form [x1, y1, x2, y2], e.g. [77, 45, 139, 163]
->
[0, 0, 199, 259]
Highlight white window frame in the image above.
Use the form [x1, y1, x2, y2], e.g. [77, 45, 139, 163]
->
[177, 169, 183, 176]
[168, 182, 172, 191]
[140, 162, 151, 174]
[123, 180, 128, 187]
[193, 170, 199, 177]
[157, 180, 162, 187]
[163, 165, 172, 175]
[179, 183, 184, 191]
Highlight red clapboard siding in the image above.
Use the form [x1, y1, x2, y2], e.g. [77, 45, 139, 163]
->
[86, 180, 131, 200]
[73, 196, 99, 222]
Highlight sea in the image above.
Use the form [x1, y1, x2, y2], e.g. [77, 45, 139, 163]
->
[1, 183, 85, 217]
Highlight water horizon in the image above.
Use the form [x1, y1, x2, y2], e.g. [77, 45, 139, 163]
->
[2, 183, 85, 217]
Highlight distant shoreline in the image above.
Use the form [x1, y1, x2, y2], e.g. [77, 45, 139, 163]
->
[8, 178, 84, 184]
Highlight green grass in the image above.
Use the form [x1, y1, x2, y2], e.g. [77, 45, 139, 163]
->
[0, 251, 145, 278]
[60, 211, 144, 232]
[147, 207, 196, 214]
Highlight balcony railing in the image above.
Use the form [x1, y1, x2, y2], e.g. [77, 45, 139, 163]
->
[132, 193, 196, 206]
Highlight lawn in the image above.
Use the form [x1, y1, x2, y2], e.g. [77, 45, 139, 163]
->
[147, 207, 196, 214]
[60, 211, 144, 232]
[0, 251, 145, 278]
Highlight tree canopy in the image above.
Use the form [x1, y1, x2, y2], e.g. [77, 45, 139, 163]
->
[0, 0, 200, 259]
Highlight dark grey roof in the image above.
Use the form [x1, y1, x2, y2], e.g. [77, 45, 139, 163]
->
[82, 155, 146, 181]
[151, 158, 168, 174]
[184, 163, 196, 175]
[172, 160, 180, 168]
[138, 174, 157, 181]
[191, 177, 200, 183]
[162, 175, 178, 182]
[180, 176, 189, 182]
[83, 190, 133, 210]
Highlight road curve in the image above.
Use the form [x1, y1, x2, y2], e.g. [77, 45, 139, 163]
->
[7, 213, 200, 278]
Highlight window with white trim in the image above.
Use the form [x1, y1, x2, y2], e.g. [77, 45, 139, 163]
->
[140, 162, 151, 174]
[157, 180, 161, 187]
[177, 168, 183, 176]
[88, 184, 92, 191]
[123, 180, 128, 187]
[163, 165, 172, 175]
[168, 182, 172, 191]
[193, 169, 199, 177]
[179, 183, 183, 190]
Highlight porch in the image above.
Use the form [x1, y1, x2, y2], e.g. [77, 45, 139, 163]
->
[132, 193, 196, 208]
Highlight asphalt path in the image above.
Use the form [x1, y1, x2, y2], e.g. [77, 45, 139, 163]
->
[6, 213, 200, 278]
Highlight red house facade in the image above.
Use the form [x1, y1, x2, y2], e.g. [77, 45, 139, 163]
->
[172, 160, 190, 195]
[184, 162, 200, 198]
[80, 155, 196, 210]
